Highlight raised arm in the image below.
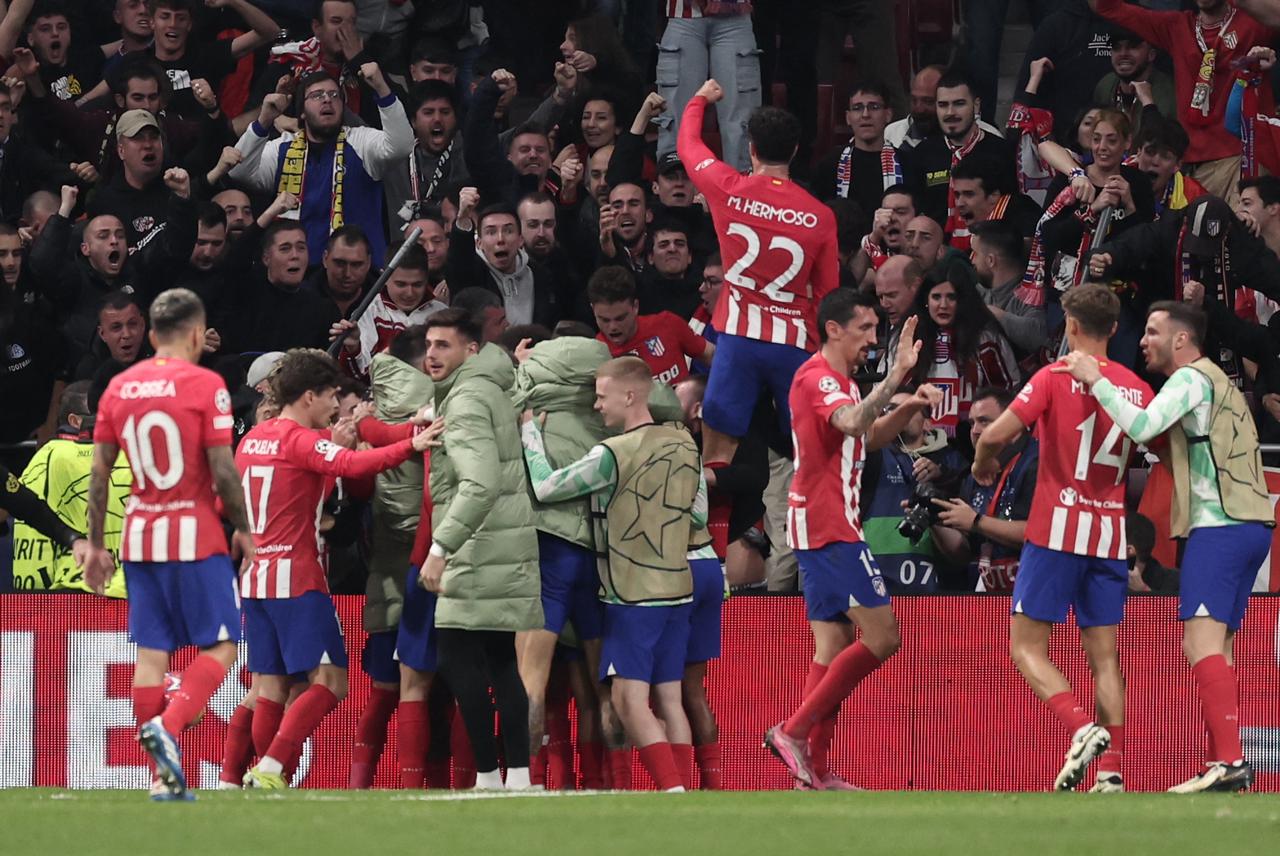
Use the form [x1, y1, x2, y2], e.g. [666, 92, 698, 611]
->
[520, 415, 616, 502]
[831, 316, 923, 439]
[1059, 355, 1205, 443]
[217, 0, 282, 57]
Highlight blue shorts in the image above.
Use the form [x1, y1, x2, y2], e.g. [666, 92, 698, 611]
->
[538, 531, 604, 640]
[244, 590, 348, 676]
[797, 541, 891, 622]
[124, 556, 242, 652]
[1179, 523, 1272, 631]
[395, 565, 439, 673]
[1012, 543, 1127, 628]
[601, 602, 691, 685]
[702, 332, 810, 439]
[686, 558, 724, 664]
[361, 629, 400, 685]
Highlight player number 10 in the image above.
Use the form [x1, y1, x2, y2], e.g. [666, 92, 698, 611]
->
[120, 412, 184, 491]
[723, 223, 805, 304]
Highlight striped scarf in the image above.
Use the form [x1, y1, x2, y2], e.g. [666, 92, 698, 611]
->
[945, 128, 985, 248]
[1006, 101, 1055, 203]
[1018, 184, 1078, 308]
[835, 142, 902, 199]
[278, 128, 348, 235]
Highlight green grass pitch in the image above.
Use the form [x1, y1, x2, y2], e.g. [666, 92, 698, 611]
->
[3, 790, 1279, 855]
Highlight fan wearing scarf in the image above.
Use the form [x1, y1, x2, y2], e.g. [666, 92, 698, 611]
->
[229, 63, 414, 264]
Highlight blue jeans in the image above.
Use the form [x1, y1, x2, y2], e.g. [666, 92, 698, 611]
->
[657, 15, 762, 172]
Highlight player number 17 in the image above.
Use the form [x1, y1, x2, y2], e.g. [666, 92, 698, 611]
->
[723, 223, 805, 303]
[241, 465, 275, 535]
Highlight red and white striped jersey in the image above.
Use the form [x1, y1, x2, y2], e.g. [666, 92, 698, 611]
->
[786, 352, 865, 550]
[678, 96, 839, 352]
[94, 357, 235, 563]
[340, 294, 447, 378]
[1009, 361, 1153, 560]
[236, 417, 417, 598]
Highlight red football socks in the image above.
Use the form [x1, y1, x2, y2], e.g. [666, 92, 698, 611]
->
[530, 745, 548, 788]
[811, 710, 839, 779]
[397, 700, 428, 789]
[132, 685, 165, 773]
[350, 686, 399, 788]
[1193, 655, 1243, 764]
[694, 741, 722, 790]
[671, 742, 694, 791]
[545, 689, 573, 789]
[265, 685, 339, 770]
[705, 463, 731, 559]
[220, 703, 255, 785]
[637, 742, 682, 791]
[252, 697, 285, 757]
[160, 655, 226, 735]
[1047, 692, 1091, 736]
[1098, 725, 1124, 775]
[425, 759, 452, 789]
[608, 748, 632, 790]
[783, 644, 881, 740]
[579, 740, 605, 789]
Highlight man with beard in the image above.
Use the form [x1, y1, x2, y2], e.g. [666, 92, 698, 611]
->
[599, 181, 652, 274]
[970, 219, 1046, 358]
[1092, 0, 1275, 202]
[73, 290, 149, 380]
[86, 110, 170, 246]
[405, 213, 450, 296]
[306, 226, 375, 320]
[518, 192, 583, 318]
[1094, 29, 1176, 138]
[230, 64, 413, 262]
[813, 82, 903, 219]
[147, 0, 280, 119]
[900, 71, 1015, 242]
[463, 69, 555, 205]
[221, 220, 341, 354]
[447, 193, 562, 329]
[24, 0, 104, 103]
[30, 173, 197, 362]
[638, 219, 702, 320]
[383, 80, 469, 226]
[212, 188, 254, 242]
[885, 65, 1001, 151]
[904, 213, 978, 291]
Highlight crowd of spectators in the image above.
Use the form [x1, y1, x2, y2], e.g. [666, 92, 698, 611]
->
[7, 0, 1280, 600]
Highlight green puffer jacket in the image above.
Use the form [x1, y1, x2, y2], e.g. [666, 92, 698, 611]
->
[512, 337, 610, 549]
[431, 344, 542, 632]
[365, 353, 433, 633]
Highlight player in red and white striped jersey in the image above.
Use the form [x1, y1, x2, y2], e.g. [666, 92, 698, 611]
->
[678, 78, 840, 471]
[765, 290, 941, 789]
[86, 287, 256, 801]
[238, 349, 435, 789]
[972, 285, 1154, 793]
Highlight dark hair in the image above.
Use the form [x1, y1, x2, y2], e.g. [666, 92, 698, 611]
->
[108, 54, 169, 100]
[271, 349, 343, 406]
[951, 152, 1016, 197]
[406, 79, 459, 116]
[972, 386, 1015, 410]
[451, 286, 503, 314]
[518, 191, 556, 212]
[1239, 175, 1280, 207]
[296, 70, 342, 113]
[508, 121, 549, 147]
[1133, 115, 1189, 162]
[326, 224, 371, 254]
[99, 289, 142, 317]
[335, 375, 367, 399]
[425, 306, 482, 344]
[149, 287, 205, 338]
[817, 288, 878, 344]
[553, 319, 596, 338]
[196, 202, 226, 231]
[881, 183, 918, 209]
[89, 360, 129, 413]
[386, 240, 430, 274]
[28, 0, 71, 28]
[409, 35, 458, 66]
[935, 69, 976, 97]
[477, 203, 519, 231]
[969, 219, 1026, 266]
[566, 14, 640, 89]
[848, 80, 892, 110]
[313, 0, 357, 20]
[388, 323, 428, 365]
[1148, 300, 1207, 348]
[262, 219, 307, 251]
[149, 0, 197, 13]
[911, 277, 1005, 385]
[587, 265, 637, 305]
[1127, 512, 1156, 560]
[58, 380, 91, 426]
[649, 216, 689, 241]
[498, 324, 552, 353]
[747, 106, 801, 165]
[1061, 283, 1121, 339]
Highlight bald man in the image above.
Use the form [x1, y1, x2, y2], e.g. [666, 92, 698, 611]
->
[873, 255, 924, 375]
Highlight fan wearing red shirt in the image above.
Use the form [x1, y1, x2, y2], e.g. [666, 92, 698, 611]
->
[972, 284, 1154, 794]
[589, 265, 713, 384]
[85, 288, 256, 802]
[678, 78, 840, 467]
[763, 290, 940, 790]
[237, 350, 435, 789]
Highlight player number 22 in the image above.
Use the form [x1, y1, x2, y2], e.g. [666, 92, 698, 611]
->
[1073, 413, 1131, 485]
[723, 223, 804, 304]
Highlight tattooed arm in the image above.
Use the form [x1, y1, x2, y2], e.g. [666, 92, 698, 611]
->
[830, 315, 924, 439]
[82, 442, 120, 594]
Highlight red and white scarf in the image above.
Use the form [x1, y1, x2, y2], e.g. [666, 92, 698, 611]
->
[945, 127, 985, 249]
[271, 38, 362, 113]
[836, 142, 902, 200]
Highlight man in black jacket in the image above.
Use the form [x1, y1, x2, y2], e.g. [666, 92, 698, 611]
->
[86, 110, 170, 246]
[0, 82, 79, 222]
[462, 69, 555, 205]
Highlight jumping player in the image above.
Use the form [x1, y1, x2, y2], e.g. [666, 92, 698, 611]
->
[1057, 299, 1274, 793]
[84, 288, 255, 801]
[764, 290, 938, 788]
[677, 79, 841, 471]
[972, 285, 1154, 793]
[237, 349, 436, 789]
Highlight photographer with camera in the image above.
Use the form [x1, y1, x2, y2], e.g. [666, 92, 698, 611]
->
[863, 390, 968, 593]
[927, 388, 1039, 591]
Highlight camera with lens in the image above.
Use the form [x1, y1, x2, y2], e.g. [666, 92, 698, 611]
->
[898, 480, 943, 543]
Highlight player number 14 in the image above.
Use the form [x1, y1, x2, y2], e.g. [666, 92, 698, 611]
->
[1073, 413, 1131, 485]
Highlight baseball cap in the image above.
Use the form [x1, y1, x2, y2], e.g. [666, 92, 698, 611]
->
[657, 152, 687, 176]
[1181, 195, 1233, 258]
[246, 351, 285, 389]
[116, 109, 160, 140]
